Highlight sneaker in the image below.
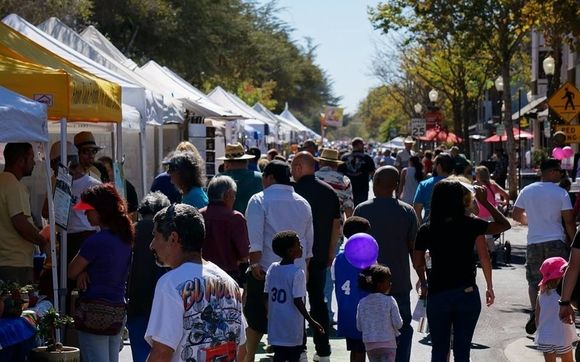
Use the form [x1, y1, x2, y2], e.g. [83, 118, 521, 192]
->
[313, 353, 331, 362]
[525, 311, 536, 334]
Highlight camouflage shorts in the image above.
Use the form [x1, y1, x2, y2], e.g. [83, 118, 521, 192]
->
[526, 240, 569, 288]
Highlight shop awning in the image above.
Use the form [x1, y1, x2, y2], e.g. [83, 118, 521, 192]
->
[512, 96, 547, 121]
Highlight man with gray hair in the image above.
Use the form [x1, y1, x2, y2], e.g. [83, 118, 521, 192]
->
[146, 204, 246, 361]
[199, 175, 250, 285]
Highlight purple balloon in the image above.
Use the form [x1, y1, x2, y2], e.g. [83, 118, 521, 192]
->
[344, 233, 379, 269]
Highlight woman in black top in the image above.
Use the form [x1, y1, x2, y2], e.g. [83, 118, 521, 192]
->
[412, 179, 511, 362]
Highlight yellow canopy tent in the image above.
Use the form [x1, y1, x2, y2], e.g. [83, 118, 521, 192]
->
[0, 22, 121, 122]
[0, 55, 70, 118]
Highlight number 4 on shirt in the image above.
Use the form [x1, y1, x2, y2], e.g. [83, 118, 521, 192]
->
[341, 280, 351, 295]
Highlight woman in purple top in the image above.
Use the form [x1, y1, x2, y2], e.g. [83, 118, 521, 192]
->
[69, 183, 134, 362]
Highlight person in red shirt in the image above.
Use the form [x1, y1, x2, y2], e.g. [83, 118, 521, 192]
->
[199, 175, 250, 285]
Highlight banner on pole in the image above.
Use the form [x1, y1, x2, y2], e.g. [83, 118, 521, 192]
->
[322, 106, 344, 127]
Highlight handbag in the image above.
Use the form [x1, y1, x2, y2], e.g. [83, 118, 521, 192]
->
[74, 298, 126, 336]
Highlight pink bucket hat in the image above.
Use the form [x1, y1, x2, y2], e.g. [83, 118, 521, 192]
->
[538, 257, 568, 286]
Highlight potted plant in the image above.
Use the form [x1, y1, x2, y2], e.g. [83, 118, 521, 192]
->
[0, 281, 26, 318]
[29, 309, 80, 362]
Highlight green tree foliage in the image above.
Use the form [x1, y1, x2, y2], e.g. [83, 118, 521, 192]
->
[87, 0, 337, 129]
[0, 0, 93, 27]
[1, 0, 336, 132]
[369, 0, 541, 197]
[357, 85, 409, 141]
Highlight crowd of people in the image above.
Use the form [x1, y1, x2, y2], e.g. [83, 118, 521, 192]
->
[2, 133, 580, 362]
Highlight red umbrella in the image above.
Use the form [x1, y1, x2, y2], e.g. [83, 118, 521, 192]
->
[483, 128, 533, 143]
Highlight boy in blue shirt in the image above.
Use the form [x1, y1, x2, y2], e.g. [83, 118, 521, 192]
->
[331, 216, 372, 362]
[265, 231, 324, 361]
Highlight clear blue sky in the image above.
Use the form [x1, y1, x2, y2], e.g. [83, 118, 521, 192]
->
[257, 0, 384, 115]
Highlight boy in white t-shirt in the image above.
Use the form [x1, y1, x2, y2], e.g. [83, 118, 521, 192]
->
[265, 231, 324, 361]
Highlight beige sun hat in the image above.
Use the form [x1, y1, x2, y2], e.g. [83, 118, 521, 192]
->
[404, 136, 415, 144]
[216, 143, 255, 160]
[73, 131, 102, 150]
[316, 148, 343, 164]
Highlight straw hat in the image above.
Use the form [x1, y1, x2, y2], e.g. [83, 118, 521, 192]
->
[404, 136, 415, 144]
[217, 143, 255, 160]
[49, 141, 77, 160]
[74, 131, 102, 150]
[316, 148, 343, 164]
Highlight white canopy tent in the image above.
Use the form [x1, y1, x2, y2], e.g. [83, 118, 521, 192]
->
[38, 17, 183, 126]
[138, 60, 238, 119]
[279, 103, 320, 139]
[81, 25, 140, 71]
[0, 87, 60, 324]
[253, 102, 298, 143]
[207, 87, 274, 148]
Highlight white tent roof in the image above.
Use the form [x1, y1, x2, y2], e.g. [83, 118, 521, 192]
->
[0, 86, 48, 142]
[279, 103, 319, 137]
[2, 14, 146, 126]
[38, 17, 183, 125]
[207, 86, 272, 127]
[253, 103, 300, 133]
[80, 25, 139, 71]
[138, 60, 238, 119]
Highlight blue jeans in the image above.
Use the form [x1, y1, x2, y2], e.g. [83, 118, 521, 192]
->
[127, 315, 150, 362]
[78, 330, 122, 362]
[391, 293, 412, 362]
[427, 286, 481, 362]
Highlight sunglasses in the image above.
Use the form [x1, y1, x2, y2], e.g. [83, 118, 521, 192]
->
[80, 148, 99, 155]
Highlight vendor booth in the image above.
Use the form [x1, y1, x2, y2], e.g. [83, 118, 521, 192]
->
[0, 87, 55, 357]
[0, 20, 123, 318]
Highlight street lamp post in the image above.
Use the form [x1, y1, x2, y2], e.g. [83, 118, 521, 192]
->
[414, 103, 423, 115]
[428, 89, 439, 108]
[542, 55, 555, 145]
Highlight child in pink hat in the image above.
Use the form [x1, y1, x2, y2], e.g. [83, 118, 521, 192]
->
[535, 257, 577, 362]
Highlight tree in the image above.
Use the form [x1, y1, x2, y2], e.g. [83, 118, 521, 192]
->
[0, 0, 93, 28]
[370, 0, 533, 198]
[357, 85, 410, 141]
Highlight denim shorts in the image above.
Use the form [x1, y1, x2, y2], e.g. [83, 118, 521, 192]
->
[526, 240, 569, 287]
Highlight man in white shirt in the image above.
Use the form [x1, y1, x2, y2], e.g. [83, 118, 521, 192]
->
[394, 137, 415, 170]
[244, 160, 314, 362]
[513, 158, 576, 334]
[146, 204, 246, 362]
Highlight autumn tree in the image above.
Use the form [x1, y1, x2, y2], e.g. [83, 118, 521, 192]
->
[370, 0, 535, 197]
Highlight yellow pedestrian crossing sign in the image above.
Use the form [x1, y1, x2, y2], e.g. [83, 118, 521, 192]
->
[548, 82, 579, 123]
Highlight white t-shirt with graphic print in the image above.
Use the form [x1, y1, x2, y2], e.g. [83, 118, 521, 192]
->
[264, 262, 307, 347]
[145, 261, 246, 362]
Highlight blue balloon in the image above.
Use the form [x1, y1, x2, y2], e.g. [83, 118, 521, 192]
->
[344, 233, 379, 269]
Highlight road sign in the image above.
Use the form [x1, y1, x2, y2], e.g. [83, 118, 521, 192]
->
[548, 82, 580, 123]
[410, 118, 426, 137]
[556, 125, 580, 143]
[496, 124, 505, 136]
[424, 110, 444, 129]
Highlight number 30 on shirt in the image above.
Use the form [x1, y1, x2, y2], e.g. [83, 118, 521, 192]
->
[270, 287, 287, 303]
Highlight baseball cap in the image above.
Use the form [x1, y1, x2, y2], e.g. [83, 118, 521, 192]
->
[538, 257, 568, 286]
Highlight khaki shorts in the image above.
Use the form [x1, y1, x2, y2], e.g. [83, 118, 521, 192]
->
[526, 240, 569, 288]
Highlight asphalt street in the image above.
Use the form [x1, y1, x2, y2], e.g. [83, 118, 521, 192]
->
[120, 222, 569, 361]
